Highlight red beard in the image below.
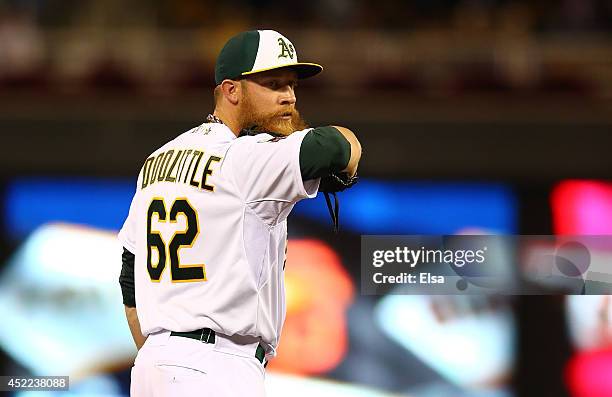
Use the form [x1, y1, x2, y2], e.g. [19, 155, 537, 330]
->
[238, 95, 308, 136]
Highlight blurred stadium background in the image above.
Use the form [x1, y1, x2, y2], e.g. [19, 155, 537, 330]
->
[1, 0, 612, 396]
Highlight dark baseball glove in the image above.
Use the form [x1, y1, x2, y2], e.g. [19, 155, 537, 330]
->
[319, 172, 359, 234]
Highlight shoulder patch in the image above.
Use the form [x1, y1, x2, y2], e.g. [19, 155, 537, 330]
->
[200, 125, 212, 135]
[257, 135, 287, 143]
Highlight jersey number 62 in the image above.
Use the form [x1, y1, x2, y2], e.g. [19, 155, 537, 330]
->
[146, 198, 206, 282]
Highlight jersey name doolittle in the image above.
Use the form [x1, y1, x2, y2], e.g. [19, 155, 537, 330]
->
[118, 122, 318, 353]
[140, 148, 222, 191]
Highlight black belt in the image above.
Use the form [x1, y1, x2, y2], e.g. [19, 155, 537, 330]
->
[170, 328, 266, 365]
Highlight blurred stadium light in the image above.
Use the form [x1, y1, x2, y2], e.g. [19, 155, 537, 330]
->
[0, 224, 134, 377]
[4, 178, 135, 239]
[552, 180, 612, 235]
[376, 295, 514, 395]
[552, 180, 612, 397]
[294, 180, 517, 234]
[270, 239, 354, 375]
[4, 177, 517, 238]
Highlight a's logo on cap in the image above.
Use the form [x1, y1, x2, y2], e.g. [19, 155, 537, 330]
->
[277, 37, 295, 60]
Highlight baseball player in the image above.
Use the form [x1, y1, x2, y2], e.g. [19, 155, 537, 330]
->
[118, 29, 361, 396]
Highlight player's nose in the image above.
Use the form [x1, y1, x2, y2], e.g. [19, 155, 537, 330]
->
[279, 86, 296, 106]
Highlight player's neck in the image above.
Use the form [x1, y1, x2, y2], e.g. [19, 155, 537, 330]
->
[212, 109, 241, 137]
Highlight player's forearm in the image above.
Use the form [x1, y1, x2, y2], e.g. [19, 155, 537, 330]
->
[332, 126, 362, 177]
[125, 305, 147, 350]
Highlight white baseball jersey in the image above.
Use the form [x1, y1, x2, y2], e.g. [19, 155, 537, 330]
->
[118, 121, 319, 352]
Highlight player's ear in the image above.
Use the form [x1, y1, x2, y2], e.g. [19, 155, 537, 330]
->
[220, 79, 240, 105]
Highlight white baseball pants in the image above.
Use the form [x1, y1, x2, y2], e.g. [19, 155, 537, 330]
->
[130, 330, 266, 396]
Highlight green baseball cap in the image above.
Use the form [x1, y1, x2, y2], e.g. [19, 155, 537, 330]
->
[215, 30, 323, 85]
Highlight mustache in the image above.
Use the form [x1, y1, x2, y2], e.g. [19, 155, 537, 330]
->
[263, 107, 298, 120]
[246, 108, 300, 130]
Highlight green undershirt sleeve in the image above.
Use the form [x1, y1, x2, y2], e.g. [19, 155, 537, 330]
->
[119, 247, 136, 308]
[299, 126, 351, 180]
